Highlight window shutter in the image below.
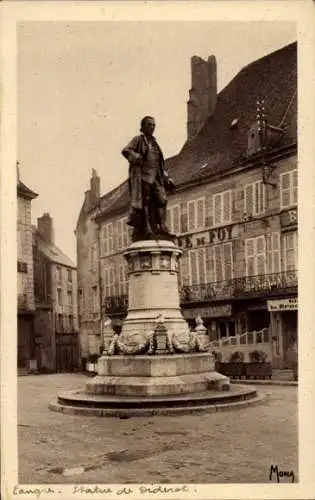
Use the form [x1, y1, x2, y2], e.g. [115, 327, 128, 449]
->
[245, 238, 255, 276]
[244, 184, 254, 215]
[223, 191, 231, 224]
[108, 224, 113, 253]
[188, 201, 196, 231]
[214, 245, 223, 282]
[103, 225, 108, 255]
[205, 246, 214, 283]
[179, 252, 189, 286]
[110, 267, 115, 295]
[292, 170, 298, 205]
[213, 193, 222, 226]
[280, 173, 291, 208]
[197, 198, 205, 228]
[223, 243, 233, 280]
[205, 194, 213, 227]
[173, 206, 180, 234]
[272, 232, 280, 274]
[189, 250, 198, 285]
[122, 218, 128, 248]
[197, 248, 206, 284]
[180, 202, 188, 233]
[256, 236, 266, 275]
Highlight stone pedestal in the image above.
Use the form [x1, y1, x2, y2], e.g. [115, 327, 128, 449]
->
[118, 239, 191, 348]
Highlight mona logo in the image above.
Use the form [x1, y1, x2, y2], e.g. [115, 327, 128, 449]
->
[269, 464, 295, 483]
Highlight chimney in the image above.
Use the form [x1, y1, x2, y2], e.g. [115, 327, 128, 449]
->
[37, 213, 54, 244]
[187, 55, 217, 142]
[90, 168, 100, 207]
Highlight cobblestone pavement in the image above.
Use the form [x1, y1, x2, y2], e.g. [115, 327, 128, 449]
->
[18, 374, 298, 484]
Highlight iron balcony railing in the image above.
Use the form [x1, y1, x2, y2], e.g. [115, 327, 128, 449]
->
[180, 270, 298, 303]
[103, 271, 297, 313]
[104, 294, 128, 316]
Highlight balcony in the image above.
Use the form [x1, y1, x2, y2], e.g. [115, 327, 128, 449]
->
[103, 295, 128, 316]
[180, 271, 297, 304]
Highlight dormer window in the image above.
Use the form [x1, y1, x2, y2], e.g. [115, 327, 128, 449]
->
[247, 123, 262, 156]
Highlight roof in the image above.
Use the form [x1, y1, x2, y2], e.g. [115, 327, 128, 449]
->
[95, 41, 297, 222]
[33, 227, 76, 269]
[17, 180, 38, 200]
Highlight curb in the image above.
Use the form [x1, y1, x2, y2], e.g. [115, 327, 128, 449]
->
[230, 379, 297, 387]
[49, 394, 267, 418]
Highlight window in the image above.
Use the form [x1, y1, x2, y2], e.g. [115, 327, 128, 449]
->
[92, 286, 98, 313]
[189, 248, 206, 285]
[167, 205, 181, 235]
[67, 269, 72, 283]
[212, 243, 233, 282]
[78, 288, 84, 314]
[119, 263, 128, 295]
[244, 181, 266, 216]
[267, 232, 281, 274]
[68, 315, 73, 330]
[116, 218, 129, 250]
[245, 236, 266, 276]
[57, 287, 62, 306]
[280, 170, 297, 209]
[103, 267, 115, 297]
[282, 231, 298, 271]
[89, 245, 97, 271]
[67, 290, 73, 310]
[187, 198, 205, 232]
[56, 266, 62, 284]
[213, 190, 232, 226]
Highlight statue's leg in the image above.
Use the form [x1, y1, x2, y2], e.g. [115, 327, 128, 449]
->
[142, 182, 154, 237]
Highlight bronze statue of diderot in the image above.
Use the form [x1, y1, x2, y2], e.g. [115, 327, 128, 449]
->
[122, 116, 175, 242]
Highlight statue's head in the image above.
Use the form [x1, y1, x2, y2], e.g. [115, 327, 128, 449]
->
[140, 116, 155, 137]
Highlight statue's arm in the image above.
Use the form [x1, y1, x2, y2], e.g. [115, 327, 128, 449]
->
[121, 136, 143, 165]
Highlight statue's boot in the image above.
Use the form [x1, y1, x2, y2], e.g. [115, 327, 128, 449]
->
[158, 206, 171, 235]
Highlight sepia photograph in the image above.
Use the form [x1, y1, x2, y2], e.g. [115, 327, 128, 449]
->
[2, 1, 315, 498]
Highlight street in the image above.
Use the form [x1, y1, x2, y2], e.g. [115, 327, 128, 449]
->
[18, 374, 298, 484]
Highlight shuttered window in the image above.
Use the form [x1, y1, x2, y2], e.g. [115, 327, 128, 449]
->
[179, 252, 189, 286]
[196, 198, 205, 228]
[204, 243, 233, 283]
[186, 199, 205, 232]
[282, 231, 298, 271]
[213, 190, 232, 226]
[280, 170, 298, 209]
[119, 263, 128, 294]
[187, 201, 196, 231]
[267, 232, 281, 274]
[189, 248, 206, 285]
[167, 205, 181, 234]
[244, 181, 265, 215]
[245, 236, 266, 276]
[104, 267, 115, 297]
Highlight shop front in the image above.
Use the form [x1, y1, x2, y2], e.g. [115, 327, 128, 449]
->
[267, 297, 298, 368]
[181, 303, 233, 341]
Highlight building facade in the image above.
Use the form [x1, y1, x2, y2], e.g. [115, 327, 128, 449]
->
[33, 213, 80, 372]
[76, 42, 297, 369]
[17, 178, 38, 370]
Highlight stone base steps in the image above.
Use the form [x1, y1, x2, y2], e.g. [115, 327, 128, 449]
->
[49, 384, 264, 417]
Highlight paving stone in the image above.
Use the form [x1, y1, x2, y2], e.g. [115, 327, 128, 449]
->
[18, 373, 298, 484]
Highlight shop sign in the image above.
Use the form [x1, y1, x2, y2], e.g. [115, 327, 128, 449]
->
[182, 304, 232, 319]
[267, 298, 298, 312]
[280, 208, 297, 228]
[176, 224, 238, 249]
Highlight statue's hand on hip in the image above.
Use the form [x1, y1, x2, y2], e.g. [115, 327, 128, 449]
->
[129, 151, 143, 165]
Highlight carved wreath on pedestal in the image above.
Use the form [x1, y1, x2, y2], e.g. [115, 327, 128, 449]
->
[106, 314, 210, 356]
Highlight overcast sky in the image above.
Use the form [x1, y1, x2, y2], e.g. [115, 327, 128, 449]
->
[17, 21, 296, 262]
